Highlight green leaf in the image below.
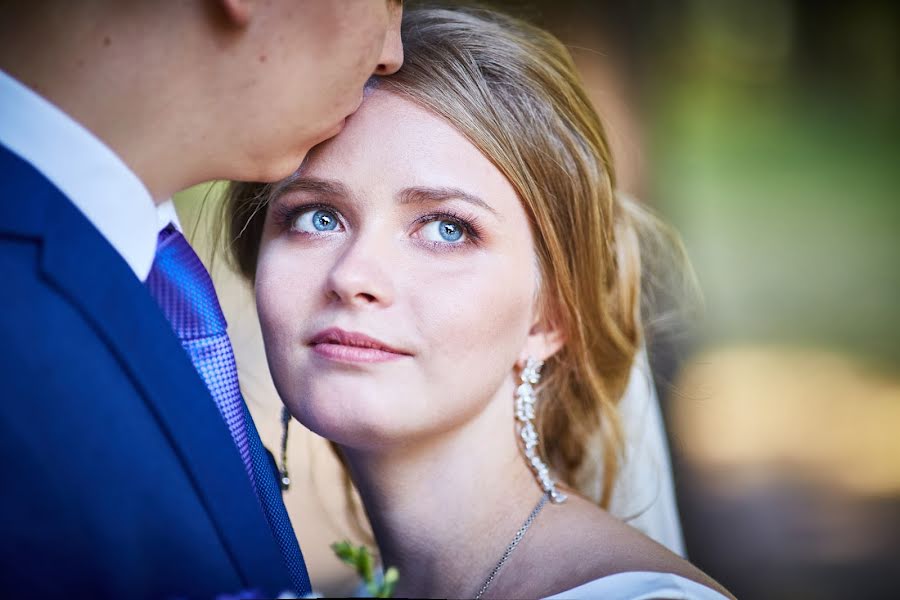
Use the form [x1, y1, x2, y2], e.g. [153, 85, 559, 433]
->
[359, 546, 375, 582]
[330, 540, 357, 567]
[330, 539, 399, 598]
[378, 566, 399, 598]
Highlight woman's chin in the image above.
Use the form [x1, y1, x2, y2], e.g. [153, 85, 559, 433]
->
[283, 375, 425, 450]
[294, 405, 408, 453]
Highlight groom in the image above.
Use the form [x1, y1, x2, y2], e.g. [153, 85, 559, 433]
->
[0, 1, 402, 597]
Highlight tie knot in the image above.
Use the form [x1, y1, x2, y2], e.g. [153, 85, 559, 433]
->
[146, 225, 227, 339]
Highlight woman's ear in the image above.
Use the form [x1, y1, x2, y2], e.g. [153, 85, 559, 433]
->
[218, 0, 253, 27]
[518, 315, 565, 366]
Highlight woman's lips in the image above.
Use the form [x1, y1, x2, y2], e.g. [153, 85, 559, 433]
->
[308, 327, 411, 364]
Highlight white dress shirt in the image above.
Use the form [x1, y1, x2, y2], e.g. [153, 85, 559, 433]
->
[0, 68, 178, 282]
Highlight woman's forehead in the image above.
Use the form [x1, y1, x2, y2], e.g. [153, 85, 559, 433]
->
[300, 91, 520, 211]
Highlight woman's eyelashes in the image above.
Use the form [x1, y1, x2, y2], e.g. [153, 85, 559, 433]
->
[421, 220, 464, 242]
[411, 211, 483, 250]
[291, 206, 343, 234]
[270, 202, 345, 236]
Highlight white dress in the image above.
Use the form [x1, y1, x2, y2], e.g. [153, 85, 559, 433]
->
[545, 571, 731, 600]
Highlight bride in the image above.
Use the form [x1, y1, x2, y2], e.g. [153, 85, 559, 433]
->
[224, 6, 733, 599]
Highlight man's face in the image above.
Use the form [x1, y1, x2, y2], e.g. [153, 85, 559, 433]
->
[230, 0, 403, 183]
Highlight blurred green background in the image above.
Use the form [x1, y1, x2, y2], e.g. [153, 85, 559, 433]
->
[646, 0, 899, 364]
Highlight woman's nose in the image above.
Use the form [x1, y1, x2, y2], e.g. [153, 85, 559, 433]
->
[325, 234, 396, 308]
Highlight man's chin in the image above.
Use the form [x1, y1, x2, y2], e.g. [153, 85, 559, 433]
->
[245, 148, 311, 184]
[307, 117, 349, 150]
[323, 116, 348, 139]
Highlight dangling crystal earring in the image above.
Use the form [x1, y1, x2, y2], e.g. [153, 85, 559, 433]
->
[516, 357, 567, 503]
[278, 406, 291, 491]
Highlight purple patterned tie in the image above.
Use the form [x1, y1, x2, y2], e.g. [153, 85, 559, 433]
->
[146, 225, 255, 486]
[146, 225, 311, 595]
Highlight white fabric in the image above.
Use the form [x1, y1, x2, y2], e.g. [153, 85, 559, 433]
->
[0, 69, 178, 282]
[578, 350, 685, 556]
[544, 571, 729, 600]
[611, 351, 686, 556]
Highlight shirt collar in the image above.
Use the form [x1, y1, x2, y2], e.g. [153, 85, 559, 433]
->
[0, 68, 174, 281]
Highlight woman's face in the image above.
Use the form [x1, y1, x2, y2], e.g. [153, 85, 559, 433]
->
[255, 90, 552, 450]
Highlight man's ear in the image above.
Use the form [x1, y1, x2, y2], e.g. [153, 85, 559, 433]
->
[219, 0, 253, 27]
[518, 315, 566, 366]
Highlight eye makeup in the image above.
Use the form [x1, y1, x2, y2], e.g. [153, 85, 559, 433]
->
[268, 194, 487, 253]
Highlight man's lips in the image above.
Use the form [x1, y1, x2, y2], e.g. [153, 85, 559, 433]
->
[308, 327, 411, 364]
[321, 93, 364, 140]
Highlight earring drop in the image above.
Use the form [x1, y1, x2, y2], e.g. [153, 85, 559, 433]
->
[516, 357, 567, 503]
[278, 406, 291, 491]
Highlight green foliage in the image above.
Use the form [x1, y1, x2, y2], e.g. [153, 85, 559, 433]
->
[331, 540, 399, 598]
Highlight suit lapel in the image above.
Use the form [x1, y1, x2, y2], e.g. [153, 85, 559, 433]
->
[1, 146, 291, 591]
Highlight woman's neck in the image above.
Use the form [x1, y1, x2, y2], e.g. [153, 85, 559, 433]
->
[341, 388, 548, 598]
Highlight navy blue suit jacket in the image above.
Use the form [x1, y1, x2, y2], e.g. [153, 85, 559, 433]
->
[0, 145, 295, 598]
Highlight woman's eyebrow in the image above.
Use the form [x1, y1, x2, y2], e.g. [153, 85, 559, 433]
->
[398, 186, 500, 217]
[274, 176, 350, 199]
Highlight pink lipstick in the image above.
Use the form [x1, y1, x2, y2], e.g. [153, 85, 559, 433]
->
[308, 327, 411, 364]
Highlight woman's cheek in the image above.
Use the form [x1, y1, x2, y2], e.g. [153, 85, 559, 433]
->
[255, 248, 305, 347]
[418, 259, 535, 362]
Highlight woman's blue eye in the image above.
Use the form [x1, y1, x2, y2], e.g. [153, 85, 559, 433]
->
[421, 219, 466, 243]
[292, 208, 341, 233]
[313, 210, 337, 231]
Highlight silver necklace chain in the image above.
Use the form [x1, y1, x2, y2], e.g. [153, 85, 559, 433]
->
[474, 493, 549, 599]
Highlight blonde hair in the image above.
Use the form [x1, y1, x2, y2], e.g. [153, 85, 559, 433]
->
[223, 5, 690, 511]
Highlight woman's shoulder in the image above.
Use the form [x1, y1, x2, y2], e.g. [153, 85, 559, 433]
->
[543, 571, 733, 600]
[513, 493, 733, 599]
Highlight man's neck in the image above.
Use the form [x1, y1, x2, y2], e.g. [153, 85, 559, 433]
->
[0, 21, 216, 202]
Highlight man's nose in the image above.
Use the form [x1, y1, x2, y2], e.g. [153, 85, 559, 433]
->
[373, 8, 404, 75]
